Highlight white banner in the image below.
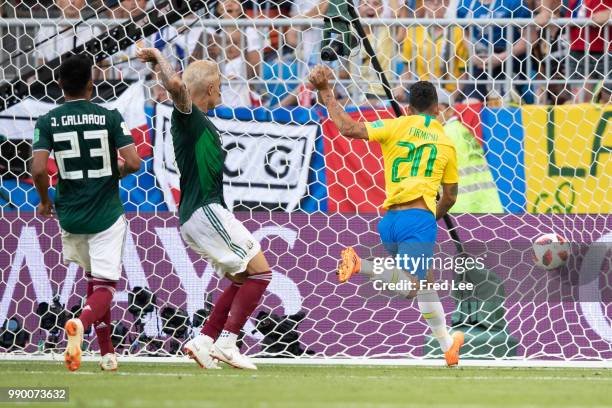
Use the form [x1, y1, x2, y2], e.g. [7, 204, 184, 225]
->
[0, 82, 318, 212]
[0, 82, 148, 139]
[152, 103, 181, 211]
[153, 104, 317, 212]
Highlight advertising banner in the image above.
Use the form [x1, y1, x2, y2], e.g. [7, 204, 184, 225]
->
[0, 85, 322, 212]
[523, 104, 612, 214]
[323, 105, 612, 214]
[152, 104, 318, 211]
[322, 109, 390, 213]
[1, 212, 611, 359]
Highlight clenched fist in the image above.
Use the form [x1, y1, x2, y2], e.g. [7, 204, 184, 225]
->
[308, 65, 334, 91]
[136, 48, 161, 64]
[37, 200, 54, 218]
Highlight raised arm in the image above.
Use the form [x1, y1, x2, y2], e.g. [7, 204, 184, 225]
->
[136, 48, 192, 113]
[309, 65, 368, 140]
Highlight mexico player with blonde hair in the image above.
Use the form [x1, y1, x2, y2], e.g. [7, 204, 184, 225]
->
[309, 65, 464, 366]
[137, 48, 272, 370]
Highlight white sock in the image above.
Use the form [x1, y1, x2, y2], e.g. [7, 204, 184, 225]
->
[360, 259, 413, 297]
[199, 334, 214, 344]
[359, 259, 376, 277]
[417, 290, 453, 352]
[215, 330, 238, 348]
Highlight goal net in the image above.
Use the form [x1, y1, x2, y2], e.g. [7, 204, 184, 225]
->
[0, 0, 610, 362]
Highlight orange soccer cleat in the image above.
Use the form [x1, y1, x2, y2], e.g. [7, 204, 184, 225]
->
[337, 247, 361, 283]
[64, 318, 84, 372]
[444, 331, 465, 367]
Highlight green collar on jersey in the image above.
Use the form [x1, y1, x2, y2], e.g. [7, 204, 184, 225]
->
[418, 113, 435, 127]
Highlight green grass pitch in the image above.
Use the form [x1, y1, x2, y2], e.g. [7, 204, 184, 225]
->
[1, 361, 611, 408]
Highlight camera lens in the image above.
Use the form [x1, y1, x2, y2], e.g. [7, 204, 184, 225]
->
[321, 40, 347, 62]
[321, 46, 337, 62]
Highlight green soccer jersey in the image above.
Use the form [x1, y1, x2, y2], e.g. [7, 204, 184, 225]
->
[32, 99, 134, 234]
[171, 104, 226, 225]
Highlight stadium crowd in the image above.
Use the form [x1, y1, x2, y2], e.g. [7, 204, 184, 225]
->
[1, 0, 610, 107]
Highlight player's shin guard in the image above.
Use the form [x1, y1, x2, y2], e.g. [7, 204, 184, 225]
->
[222, 272, 271, 338]
[201, 282, 242, 340]
[79, 280, 116, 331]
[417, 289, 453, 352]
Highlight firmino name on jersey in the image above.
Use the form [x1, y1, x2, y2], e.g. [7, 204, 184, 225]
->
[54, 114, 106, 127]
[408, 127, 438, 141]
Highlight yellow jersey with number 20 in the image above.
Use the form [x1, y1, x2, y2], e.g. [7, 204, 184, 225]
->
[366, 114, 459, 215]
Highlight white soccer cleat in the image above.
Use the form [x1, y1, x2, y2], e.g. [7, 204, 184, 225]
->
[210, 343, 257, 370]
[99, 353, 118, 371]
[63, 318, 84, 372]
[183, 335, 220, 369]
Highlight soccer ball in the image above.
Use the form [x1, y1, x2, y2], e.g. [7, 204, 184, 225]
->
[532, 233, 570, 270]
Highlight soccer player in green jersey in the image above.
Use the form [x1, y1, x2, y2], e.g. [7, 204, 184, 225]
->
[31, 55, 141, 372]
[137, 48, 272, 370]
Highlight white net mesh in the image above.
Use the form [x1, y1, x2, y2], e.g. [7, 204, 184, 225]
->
[0, 0, 610, 361]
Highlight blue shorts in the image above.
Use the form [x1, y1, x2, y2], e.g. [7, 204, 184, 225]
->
[377, 208, 437, 280]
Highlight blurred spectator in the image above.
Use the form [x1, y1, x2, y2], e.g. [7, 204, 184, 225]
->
[34, 0, 102, 63]
[394, 0, 424, 45]
[108, 0, 146, 19]
[457, 0, 532, 103]
[244, 0, 292, 60]
[533, 75, 574, 104]
[398, 0, 419, 17]
[538, 0, 611, 102]
[286, 0, 400, 61]
[593, 81, 611, 104]
[207, 0, 264, 107]
[286, 0, 328, 69]
[283, 0, 398, 107]
[99, 0, 149, 82]
[378, 0, 404, 40]
[4, 0, 54, 17]
[147, 21, 192, 74]
[396, 0, 468, 101]
[273, 0, 328, 107]
[347, 0, 395, 104]
[530, 0, 569, 104]
[106, 0, 196, 86]
[102, 0, 193, 83]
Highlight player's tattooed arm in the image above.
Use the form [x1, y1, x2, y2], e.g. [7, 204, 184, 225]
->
[31, 150, 54, 218]
[136, 48, 192, 113]
[436, 183, 458, 220]
[309, 65, 368, 140]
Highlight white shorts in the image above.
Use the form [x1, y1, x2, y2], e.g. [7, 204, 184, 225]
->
[181, 204, 261, 277]
[61, 215, 128, 282]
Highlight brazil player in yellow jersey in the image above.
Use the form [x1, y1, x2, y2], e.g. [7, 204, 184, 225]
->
[309, 65, 464, 366]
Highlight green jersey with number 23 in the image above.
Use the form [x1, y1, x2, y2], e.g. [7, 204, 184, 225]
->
[32, 100, 134, 234]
